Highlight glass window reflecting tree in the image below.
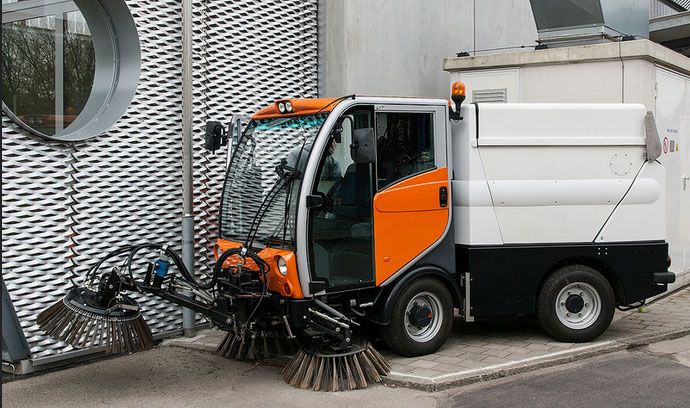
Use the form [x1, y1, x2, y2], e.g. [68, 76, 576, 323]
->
[2, 1, 95, 137]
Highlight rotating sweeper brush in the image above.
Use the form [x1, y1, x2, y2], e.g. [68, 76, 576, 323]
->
[282, 341, 390, 391]
[36, 243, 389, 391]
[35, 244, 179, 354]
[36, 286, 153, 353]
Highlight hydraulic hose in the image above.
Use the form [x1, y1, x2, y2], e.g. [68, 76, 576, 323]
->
[82, 243, 270, 294]
[83, 243, 202, 290]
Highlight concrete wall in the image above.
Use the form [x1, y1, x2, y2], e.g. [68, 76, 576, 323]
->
[321, 0, 537, 98]
[521, 58, 656, 109]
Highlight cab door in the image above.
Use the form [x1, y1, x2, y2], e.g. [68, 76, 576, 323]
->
[307, 104, 449, 291]
[371, 105, 450, 285]
[308, 106, 377, 291]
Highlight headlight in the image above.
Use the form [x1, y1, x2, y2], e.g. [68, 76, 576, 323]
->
[278, 102, 286, 113]
[285, 102, 293, 112]
[277, 256, 288, 276]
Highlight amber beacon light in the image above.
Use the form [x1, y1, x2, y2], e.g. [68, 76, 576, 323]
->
[450, 81, 466, 120]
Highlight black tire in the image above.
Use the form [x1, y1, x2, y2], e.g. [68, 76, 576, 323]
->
[537, 265, 615, 342]
[381, 277, 454, 357]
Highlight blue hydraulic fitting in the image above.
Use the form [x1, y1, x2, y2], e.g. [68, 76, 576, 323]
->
[152, 249, 171, 288]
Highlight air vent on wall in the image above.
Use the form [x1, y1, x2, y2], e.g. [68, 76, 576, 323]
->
[472, 88, 508, 103]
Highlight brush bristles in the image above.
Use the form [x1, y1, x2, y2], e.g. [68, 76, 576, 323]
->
[36, 297, 153, 353]
[281, 342, 391, 391]
[217, 329, 296, 361]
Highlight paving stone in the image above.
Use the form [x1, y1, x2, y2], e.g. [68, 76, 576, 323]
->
[408, 368, 443, 377]
[390, 365, 415, 374]
[480, 356, 510, 365]
[455, 359, 488, 369]
[388, 357, 420, 365]
[460, 352, 486, 362]
[436, 348, 465, 357]
[409, 360, 440, 369]
[481, 348, 512, 358]
[435, 355, 463, 365]
[505, 353, 532, 361]
[461, 345, 486, 354]
[483, 342, 509, 349]
[416, 353, 440, 362]
[504, 346, 530, 354]
[433, 363, 469, 374]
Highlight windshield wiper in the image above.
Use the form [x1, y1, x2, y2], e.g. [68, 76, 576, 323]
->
[243, 175, 291, 250]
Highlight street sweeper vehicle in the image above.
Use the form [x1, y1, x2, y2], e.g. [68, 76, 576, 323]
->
[38, 82, 674, 391]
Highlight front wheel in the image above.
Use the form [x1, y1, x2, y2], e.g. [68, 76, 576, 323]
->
[537, 265, 615, 342]
[381, 278, 454, 357]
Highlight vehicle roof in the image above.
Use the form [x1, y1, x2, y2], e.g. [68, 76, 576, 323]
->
[251, 96, 450, 120]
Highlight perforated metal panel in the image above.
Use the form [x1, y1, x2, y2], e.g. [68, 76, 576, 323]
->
[1, 0, 318, 361]
[191, 0, 319, 275]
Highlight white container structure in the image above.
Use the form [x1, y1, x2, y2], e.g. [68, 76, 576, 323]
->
[444, 39, 690, 289]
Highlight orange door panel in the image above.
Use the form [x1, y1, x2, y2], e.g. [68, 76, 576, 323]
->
[373, 168, 450, 285]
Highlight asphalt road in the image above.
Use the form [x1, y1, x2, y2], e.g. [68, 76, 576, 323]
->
[438, 338, 690, 408]
[3, 336, 689, 407]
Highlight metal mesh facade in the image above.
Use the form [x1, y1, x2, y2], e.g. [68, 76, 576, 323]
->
[2, 0, 318, 360]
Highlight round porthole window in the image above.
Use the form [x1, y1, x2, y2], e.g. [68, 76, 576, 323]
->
[2, 0, 140, 142]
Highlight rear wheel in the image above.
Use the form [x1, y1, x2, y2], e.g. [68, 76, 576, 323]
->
[381, 278, 454, 356]
[538, 265, 615, 342]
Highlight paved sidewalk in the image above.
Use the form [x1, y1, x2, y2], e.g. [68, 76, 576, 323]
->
[166, 285, 690, 392]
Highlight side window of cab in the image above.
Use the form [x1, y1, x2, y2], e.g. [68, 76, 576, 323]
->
[375, 112, 435, 189]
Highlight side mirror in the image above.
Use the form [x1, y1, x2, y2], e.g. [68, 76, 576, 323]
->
[351, 128, 375, 164]
[330, 115, 353, 144]
[331, 120, 343, 144]
[205, 120, 231, 154]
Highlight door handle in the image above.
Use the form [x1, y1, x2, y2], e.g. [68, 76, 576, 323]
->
[439, 186, 448, 208]
[683, 175, 689, 190]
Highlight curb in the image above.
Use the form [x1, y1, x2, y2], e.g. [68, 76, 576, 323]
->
[382, 326, 690, 392]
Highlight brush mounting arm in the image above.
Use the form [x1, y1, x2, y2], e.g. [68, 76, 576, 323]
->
[305, 307, 353, 351]
[131, 277, 233, 325]
[152, 288, 232, 325]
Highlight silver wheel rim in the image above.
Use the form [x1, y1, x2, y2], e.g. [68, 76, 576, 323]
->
[404, 291, 443, 342]
[555, 282, 601, 329]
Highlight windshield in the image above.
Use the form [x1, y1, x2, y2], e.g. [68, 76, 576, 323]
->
[218, 113, 329, 248]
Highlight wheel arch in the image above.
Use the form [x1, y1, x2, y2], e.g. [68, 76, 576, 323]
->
[536, 256, 625, 309]
[367, 266, 461, 325]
